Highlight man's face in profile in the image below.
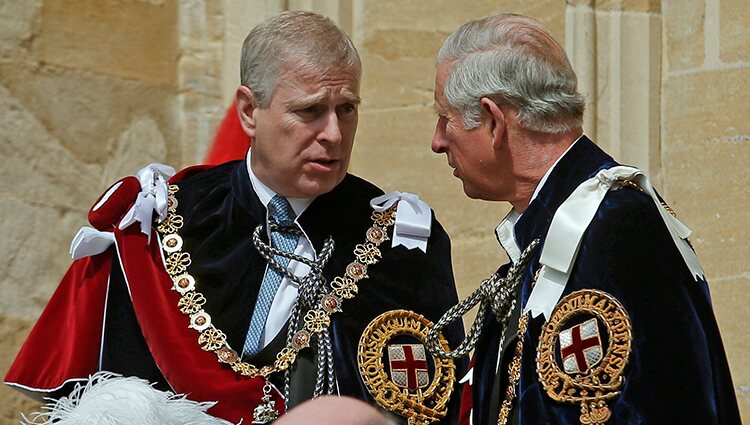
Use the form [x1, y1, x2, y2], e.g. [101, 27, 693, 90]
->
[431, 62, 499, 201]
[249, 65, 361, 198]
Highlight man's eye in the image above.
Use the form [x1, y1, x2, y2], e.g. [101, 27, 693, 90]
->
[338, 103, 356, 114]
[298, 106, 318, 114]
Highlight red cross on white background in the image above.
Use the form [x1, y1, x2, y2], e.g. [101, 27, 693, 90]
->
[389, 344, 428, 390]
[560, 320, 601, 373]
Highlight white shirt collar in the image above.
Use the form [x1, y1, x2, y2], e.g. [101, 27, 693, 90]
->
[495, 209, 522, 263]
[494, 134, 583, 262]
[246, 149, 313, 218]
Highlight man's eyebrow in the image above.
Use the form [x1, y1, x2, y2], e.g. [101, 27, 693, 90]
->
[286, 93, 326, 109]
[433, 101, 445, 115]
[286, 91, 362, 109]
[340, 91, 362, 105]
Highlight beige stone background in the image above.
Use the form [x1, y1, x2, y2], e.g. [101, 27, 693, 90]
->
[0, 0, 747, 422]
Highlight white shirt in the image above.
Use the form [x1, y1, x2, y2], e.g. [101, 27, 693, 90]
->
[246, 150, 316, 348]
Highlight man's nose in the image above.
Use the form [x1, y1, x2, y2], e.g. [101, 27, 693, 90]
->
[319, 112, 343, 144]
[431, 121, 447, 153]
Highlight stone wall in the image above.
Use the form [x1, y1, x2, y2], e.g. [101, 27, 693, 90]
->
[0, 0, 746, 422]
[661, 0, 750, 416]
[0, 0, 180, 422]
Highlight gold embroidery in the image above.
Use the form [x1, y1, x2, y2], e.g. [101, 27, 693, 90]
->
[537, 289, 632, 425]
[497, 312, 529, 425]
[358, 310, 456, 425]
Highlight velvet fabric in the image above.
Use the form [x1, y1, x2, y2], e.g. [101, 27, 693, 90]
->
[470, 137, 741, 425]
[7, 159, 466, 424]
[5, 254, 111, 399]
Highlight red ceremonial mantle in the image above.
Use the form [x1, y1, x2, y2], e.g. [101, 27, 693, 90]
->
[5, 254, 110, 396]
[5, 167, 284, 423]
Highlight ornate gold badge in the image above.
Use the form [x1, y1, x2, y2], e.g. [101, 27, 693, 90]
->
[358, 310, 456, 425]
[537, 289, 632, 425]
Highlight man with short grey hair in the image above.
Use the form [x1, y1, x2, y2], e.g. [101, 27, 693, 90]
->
[428, 13, 741, 425]
[6, 11, 464, 425]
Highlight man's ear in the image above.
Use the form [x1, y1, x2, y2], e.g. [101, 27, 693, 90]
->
[236, 86, 259, 139]
[480, 97, 506, 150]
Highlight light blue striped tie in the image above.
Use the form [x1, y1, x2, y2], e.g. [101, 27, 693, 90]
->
[243, 195, 300, 356]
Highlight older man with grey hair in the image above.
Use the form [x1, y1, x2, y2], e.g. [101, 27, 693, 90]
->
[427, 13, 741, 425]
[6, 11, 465, 425]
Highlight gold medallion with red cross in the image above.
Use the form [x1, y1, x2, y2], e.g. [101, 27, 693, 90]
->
[537, 289, 632, 425]
[358, 310, 456, 425]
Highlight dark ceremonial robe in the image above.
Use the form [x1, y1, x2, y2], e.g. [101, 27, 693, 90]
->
[6, 159, 466, 424]
[468, 137, 741, 425]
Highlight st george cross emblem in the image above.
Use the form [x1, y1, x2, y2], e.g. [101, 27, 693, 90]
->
[559, 318, 602, 374]
[358, 309, 456, 424]
[388, 344, 429, 390]
[537, 290, 632, 425]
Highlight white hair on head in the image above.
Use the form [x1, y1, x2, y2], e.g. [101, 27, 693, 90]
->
[437, 14, 585, 133]
[240, 11, 362, 108]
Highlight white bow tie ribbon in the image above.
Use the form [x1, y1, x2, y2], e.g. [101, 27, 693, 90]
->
[118, 163, 176, 240]
[523, 165, 705, 321]
[370, 191, 433, 253]
[69, 226, 117, 260]
[69, 163, 176, 259]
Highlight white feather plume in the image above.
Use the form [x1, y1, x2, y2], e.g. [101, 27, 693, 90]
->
[21, 371, 235, 425]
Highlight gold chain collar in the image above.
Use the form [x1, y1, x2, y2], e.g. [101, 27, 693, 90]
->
[155, 184, 397, 378]
[496, 268, 540, 425]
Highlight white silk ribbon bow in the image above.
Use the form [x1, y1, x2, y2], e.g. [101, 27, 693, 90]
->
[523, 165, 705, 321]
[70, 226, 117, 260]
[118, 163, 176, 241]
[370, 191, 433, 253]
[69, 163, 175, 259]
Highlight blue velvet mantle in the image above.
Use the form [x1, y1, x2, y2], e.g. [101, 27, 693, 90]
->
[471, 137, 741, 425]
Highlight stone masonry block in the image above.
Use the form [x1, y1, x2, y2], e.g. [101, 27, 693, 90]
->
[0, 0, 41, 60]
[360, 0, 500, 32]
[662, 132, 750, 278]
[357, 1, 566, 112]
[353, 107, 508, 302]
[39, 0, 177, 85]
[0, 83, 174, 319]
[0, 63, 177, 166]
[709, 276, 750, 423]
[663, 68, 749, 143]
[592, 0, 660, 12]
[359, 0, 565, 53]
[363, 29, 448, 62]
[662, 68, 750, 279]
[178, 0, 224, 44]
[360, 53, 437, 110]
[720, 0, 750, 63]
[663, 0, 705, 72]
[101, 116, 169, 186]
[0, 315, 39, 424]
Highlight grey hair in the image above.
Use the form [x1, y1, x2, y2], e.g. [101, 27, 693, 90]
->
[437, 14, 585, 133]
[240, 11, 362, 108]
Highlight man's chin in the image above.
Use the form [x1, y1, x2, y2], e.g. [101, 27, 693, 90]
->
[461, 182, 491, 201]
[290, 175, 346, 198]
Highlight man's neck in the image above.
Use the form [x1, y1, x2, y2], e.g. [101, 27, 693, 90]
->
[246, 149, 314, 217]
[510, 129, 583, 212]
